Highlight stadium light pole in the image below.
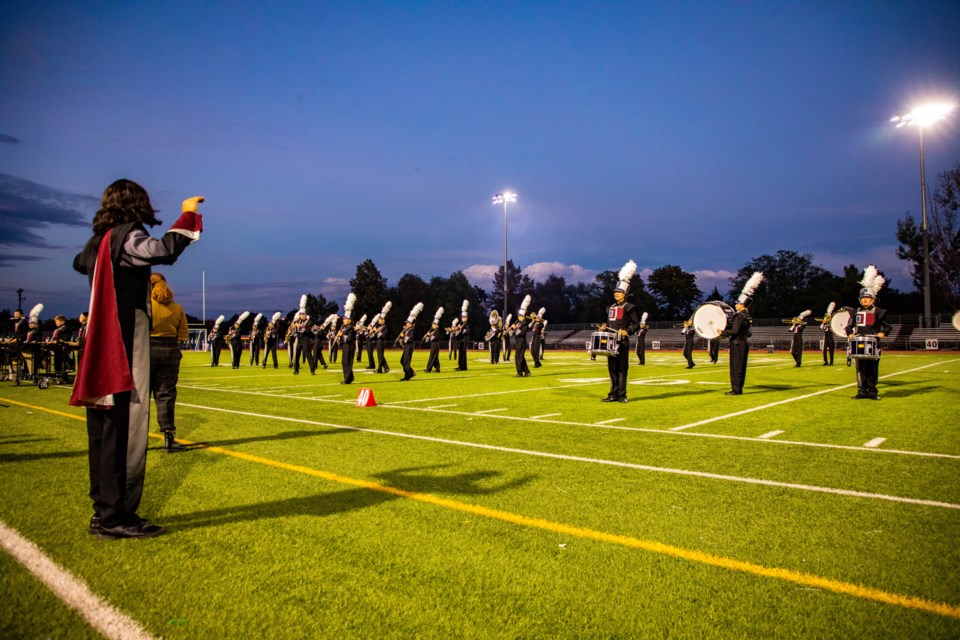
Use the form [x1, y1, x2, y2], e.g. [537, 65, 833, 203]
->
[492, 191, 517, 324]
[891, 103, 955, 327]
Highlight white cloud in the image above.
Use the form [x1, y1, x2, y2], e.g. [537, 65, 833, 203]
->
[463, 262, 599, 290]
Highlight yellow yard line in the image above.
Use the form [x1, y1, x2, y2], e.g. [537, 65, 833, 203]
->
[4, 396, 958, 620]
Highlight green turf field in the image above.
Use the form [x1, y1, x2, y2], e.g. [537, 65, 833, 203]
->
[2, 348, 959, 638]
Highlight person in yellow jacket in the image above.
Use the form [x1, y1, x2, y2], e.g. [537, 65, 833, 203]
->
[150, 272, 189, 452]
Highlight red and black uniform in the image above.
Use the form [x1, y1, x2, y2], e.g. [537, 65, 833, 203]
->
[605, 302, 641, 401]
[845, 306, 892, 399]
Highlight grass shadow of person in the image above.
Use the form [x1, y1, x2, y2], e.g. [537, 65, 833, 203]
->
[159, 464, 536, 534]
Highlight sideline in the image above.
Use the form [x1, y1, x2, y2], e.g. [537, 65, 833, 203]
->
[3, 398, 959, 620]
[0, 520, 155, 640]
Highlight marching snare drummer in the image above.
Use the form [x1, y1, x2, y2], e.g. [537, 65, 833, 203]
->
[600, 260, 641, 403]
[513, 297, 533, 377]
[845, 266, 891, 400]
[721, 272, 763, 396]
[339, 293, 357, 384]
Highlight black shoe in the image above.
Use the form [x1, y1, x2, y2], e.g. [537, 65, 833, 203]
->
[854, 393, 867, 399]
[97, 522, 165, 540]
[164, 431, 186, 452]
[618, 398, 628, 403]
[868, 395, 881, 401]
[686, 364, 695, 369]
[725, 391, 741, 396]
[88, 515, 101, 535]
[341, 380, 352, 384]
[601, 397, 615, 402]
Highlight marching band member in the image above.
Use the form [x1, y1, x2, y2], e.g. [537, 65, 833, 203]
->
[531, 307, 546, 368]
[514, 296, 533, 378]
[71, 181, 203, 539]
[339, 293, 357, 384]
[376, 301, 391, 373]
[819, 302, 836, 366]
[48, 314, 71, 376]
[487, 310, 502, 364]
[788, 310, 811, 367]
[599, 261, 641, 402]
[248, 313, 263, 366]
[454, 300, 469, 371]
[502, 313, 513, 362]
[21, 304, 44, 377]
[326, 315, 340, 364]
[722, 271, 763, 396]
[446, 318, 459, 362]
[209, 315, 225, 367]
[148, 272, 188, 452]
[310, 314, 331, 371]
[399, 302, 423, 381]
[424, 307, 443, 372]
[228, 311, 249, 369]
[635, 312, 649, 365]
[845, 266, 892, 400]
[364, 313, 379, 369]
[708, 338, 720, 364]
[262, 312, 282, 369]
[9, 308, 29, 344]
[681, 318, 696, 369]
[285, 313, 298, 367]
[355, 314, 367, 364]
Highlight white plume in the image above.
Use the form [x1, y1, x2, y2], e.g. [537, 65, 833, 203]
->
[461, 299, 469, 315]
[253, 313, 263, 325]
[519, 295, 532, 316]
[322, 313, 338, 328]
[505, 314, 512, 325]
[357, 314, 367, 327]
[381, 301, 392, 316]
[798, 310, 811, 319]
[407, 302, 424, 322]
[214, 314, 225, 327]
[344, 293, 356, 318]
[860, 264, 886, 296]
[618, 259, 637, 286]
[28, 303, 43, 322]
[825, 302, 836, 316]
[738, 271, 765, 303]
[451, 318, 459, 328]
[434, 307, 444, 322]
[237, 311, 250, 324]
[370, 313, 380, 325]
[537, 307, 546, 318]
[270, 311, 282, 324]
[640, 312, 649, 324]
[299, 294, 307, 312]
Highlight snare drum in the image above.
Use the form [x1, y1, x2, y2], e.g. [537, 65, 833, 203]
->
[830, 308, 853, 338]
[692, 301, 735, 340]
[847, 335, 880, 360]
[587, 331, 620, 357]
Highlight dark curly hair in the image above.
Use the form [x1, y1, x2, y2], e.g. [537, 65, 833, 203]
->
[91, 179, 162, 233]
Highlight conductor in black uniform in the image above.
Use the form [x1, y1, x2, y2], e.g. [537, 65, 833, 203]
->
[600, 260, 641, 403]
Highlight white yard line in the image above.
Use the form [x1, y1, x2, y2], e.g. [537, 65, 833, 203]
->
[530, 413, 561, 420]
[176, 402, 960, 511]
[864, 438, 887, 449]
[473, 408, 508, 414]
[668, 361, 945, 432]
[595, 418, 627, 425]
[426, 404, 458, 410]
[758, 430, 785, 439]
[0, 521, 155, 640]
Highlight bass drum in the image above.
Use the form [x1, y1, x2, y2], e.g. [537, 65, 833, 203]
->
[952, 310, 960, 332]
[692, 301, 735, 340]
[830, 308, 853, 338]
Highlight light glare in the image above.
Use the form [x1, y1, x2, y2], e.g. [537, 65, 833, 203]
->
[892, 103, 955, 128]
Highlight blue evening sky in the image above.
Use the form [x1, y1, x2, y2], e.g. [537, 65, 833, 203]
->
[2, 1, 958, 319]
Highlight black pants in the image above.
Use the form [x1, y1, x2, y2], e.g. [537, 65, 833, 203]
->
[230, 340, 242, 368]
[683, 337, 694, 367]
[791, 336, 803, 366]
[729, 339, 748, 393]
[532, 337, 542, 367]
[490, 339, 500, 364]
[514, 340, 530, 376]
[457, 341, 468, 370]
[855, 358, 880, 397]
[341, 343, 355, 382]
[635, 339, 645, 365]
[211, 341, 222, 366]
[606, 339, 629, 399]
[377, 340, 389, 372]
[401, 344, 415, 378]
[425, 343, 440, 372]
[822, 336, 834, 365]
[263, 338, 278, 368]
[504, 338, 512, 361]
[150, 337, 181, 432]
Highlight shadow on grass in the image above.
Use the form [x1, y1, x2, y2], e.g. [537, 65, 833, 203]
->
[0, 449, 88, 464]
[0, 434, 56, 446]
[172, 428, 350, 450]
[159, 464, 535, 533]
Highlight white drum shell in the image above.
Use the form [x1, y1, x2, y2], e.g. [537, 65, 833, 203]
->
[848, 335, 880, 360]
[693, 301, 735, 340]
[830, 309, 852, 338]
[588, 331, 620, 357]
